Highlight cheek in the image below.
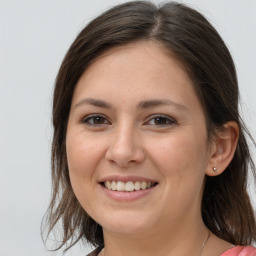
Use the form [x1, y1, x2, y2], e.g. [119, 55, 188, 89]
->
[66, 131, 104, 178]
[66, 131, 105, 214]
[66, 131, 102, 197]
[149, 130, 208, 186]
[148, 132, 208, 217]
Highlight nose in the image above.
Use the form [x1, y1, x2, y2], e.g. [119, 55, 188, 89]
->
[105, 124, 145, 167]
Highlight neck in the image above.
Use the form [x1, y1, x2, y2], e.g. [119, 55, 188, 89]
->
[102, 218, 209, 256]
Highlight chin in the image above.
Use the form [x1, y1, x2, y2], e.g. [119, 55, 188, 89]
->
[96, 210, 157, 236]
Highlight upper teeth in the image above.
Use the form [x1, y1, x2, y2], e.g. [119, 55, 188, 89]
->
[104, 181, 155, 192]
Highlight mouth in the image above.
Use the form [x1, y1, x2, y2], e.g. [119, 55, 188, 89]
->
[100, 181, 158, 192]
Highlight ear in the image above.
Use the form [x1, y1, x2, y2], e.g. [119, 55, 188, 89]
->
[206, 121, 239, 176]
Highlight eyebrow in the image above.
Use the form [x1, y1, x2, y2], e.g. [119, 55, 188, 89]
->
[74, 98, 112, 109]
[74, 98, 187, 111]
[137, 99, 187, 111]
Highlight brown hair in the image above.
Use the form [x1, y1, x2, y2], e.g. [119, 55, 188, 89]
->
[42, 1, 256, 251]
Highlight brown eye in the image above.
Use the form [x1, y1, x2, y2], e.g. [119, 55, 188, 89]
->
[83, 115, 110, 126]
[92, 116, 106, 124]
[154, 117, 169, 125]
[146, 115, 176, 126]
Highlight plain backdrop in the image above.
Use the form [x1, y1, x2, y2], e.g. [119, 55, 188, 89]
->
[0, 0, 255, 255]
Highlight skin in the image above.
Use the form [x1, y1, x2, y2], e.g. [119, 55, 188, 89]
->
[66, 41, 238, 256]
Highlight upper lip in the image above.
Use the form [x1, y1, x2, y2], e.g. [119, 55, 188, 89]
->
[98, 175, 158, 183]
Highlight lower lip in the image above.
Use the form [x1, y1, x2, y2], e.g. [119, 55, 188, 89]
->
[100, 185, 156, 201]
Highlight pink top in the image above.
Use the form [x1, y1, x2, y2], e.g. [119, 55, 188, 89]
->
[87, 246, 256, 256]
[220, 246, 256, 256]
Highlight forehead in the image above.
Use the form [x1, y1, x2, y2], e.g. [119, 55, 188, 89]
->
[89, 41, 188, 81]
[90, 41, 184, 68]
[71, 41, 204, 117]
[75, 41, 189, 84]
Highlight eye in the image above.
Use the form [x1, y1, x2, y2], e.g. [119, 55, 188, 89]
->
[145, 115, 176, 126]
[82, 114, 110, 126]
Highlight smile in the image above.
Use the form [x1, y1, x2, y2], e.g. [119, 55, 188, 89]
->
[103, 181, 157, 192]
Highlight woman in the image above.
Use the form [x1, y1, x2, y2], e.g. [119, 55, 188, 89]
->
[43, 1, 256, 255]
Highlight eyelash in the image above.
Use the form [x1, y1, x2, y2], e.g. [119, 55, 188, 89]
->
[81, 114, 176, 127]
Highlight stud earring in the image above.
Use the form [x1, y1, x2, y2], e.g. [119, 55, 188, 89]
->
[213, 167, 217, 173]
[223, 123, 229, 129]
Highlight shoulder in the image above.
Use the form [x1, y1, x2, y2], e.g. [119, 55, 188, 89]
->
[220, 246, 256, 256]
[86, 247, 103, 256]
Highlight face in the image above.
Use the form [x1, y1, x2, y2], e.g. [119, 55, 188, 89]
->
[66, 41, 213, 237]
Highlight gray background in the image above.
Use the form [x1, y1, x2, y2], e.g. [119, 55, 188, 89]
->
[0, 0, 255, 255]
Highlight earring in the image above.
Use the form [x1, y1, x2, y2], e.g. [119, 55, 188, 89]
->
[213, 167, 217, 173]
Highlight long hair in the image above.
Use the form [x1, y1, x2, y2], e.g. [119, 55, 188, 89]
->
[42, 1, 256, 251]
